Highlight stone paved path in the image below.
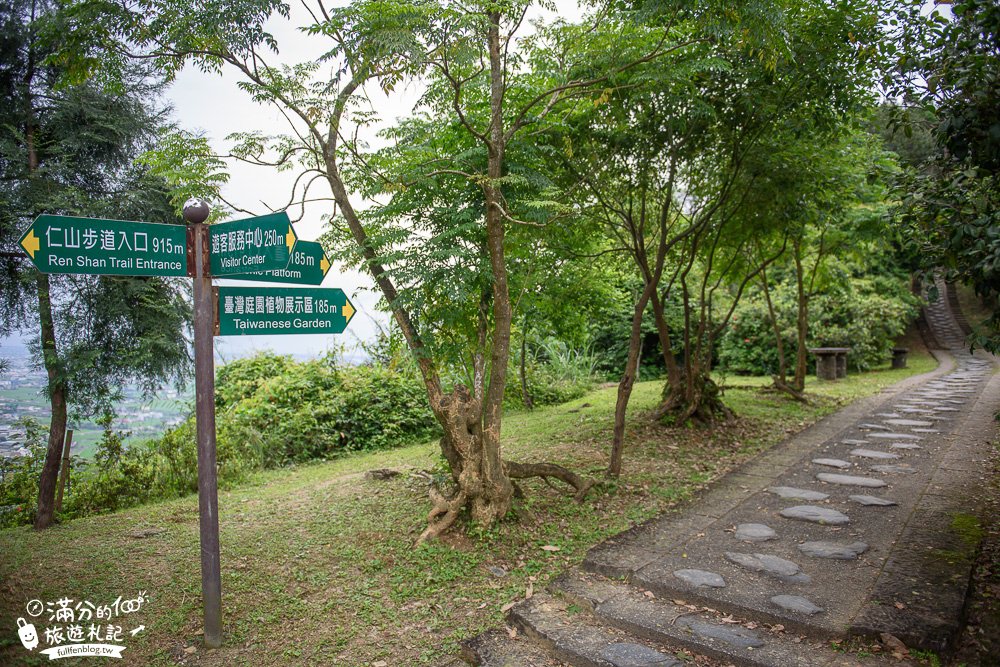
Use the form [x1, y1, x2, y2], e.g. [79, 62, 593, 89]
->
[457, 281, 999, 667]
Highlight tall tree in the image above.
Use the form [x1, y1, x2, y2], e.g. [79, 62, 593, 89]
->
[0, 0, 192, 529]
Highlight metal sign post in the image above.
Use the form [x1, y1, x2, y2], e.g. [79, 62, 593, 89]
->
[184, 199, 222, 648]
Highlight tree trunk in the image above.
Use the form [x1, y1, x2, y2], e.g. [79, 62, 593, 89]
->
[650, 291, 681, 388]
[793, 241, 809, 392]
[469, 9, 516, 527]
[34, 273, 68, 529]
[609, 284, 654, 478]
[655, 281, 731, 426]
[319, 18, 595, 545]
[655, 368, 732, 426]
[519, 319, 532, 410]
[758, 265, 805, 402]
[24, 15, 68, 529]
[759, 266, 787, 384]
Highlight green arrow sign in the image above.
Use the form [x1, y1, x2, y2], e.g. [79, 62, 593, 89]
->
[209, 212, 297, 276]
[217, 286, 356, 336]
[19, 214, 188, 276]
[229, 240, 331, 285]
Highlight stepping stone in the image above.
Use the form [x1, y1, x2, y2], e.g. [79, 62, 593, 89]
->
[911, 429, 940, 434]
[871, 464, 918, 475]
[875, 413, 901, 418]
[735, 523, 778, 543]
[797, 540, 869, 560]
[884, 419, 934, 427]
[779, 505, 850, 525]
[869, 432, 922, 440]
[816, 473, 887, 488]
[890, 443, 922, 450]
[724, 552, 812, 583]
[850, 448, 900, 460]
[600, 642, 680, 666]
[673, 569, 726, 588]
[767, 486, 829, 501]
[813, 458, 852, 469]
[841, 439, 870, 446]
[675, 616, 765, 649]
[850, 494, 898, 506]
[770, 595, 824, 616]
[858, 423, 889, 430]
[934, 407, 960, 412]
[900, 408, 935, 414]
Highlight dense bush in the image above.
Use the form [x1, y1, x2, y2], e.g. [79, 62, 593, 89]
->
[719, 270, 919, 375]
[150, 353, 440, 489]
[65, 415, 159, 516]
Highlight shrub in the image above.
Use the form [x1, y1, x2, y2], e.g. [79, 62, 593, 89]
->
[154, 353, 439, 472]
[717, 295, 794, 376]
[0, 418, 47, 528]
[505, 337, 599, 409]
[65, 416, 159, 516]
[719, 270, 919, 375]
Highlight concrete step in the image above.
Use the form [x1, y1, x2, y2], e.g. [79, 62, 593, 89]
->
[460, 627, 570, 666]
[507, 592, 699, 667]
[549, 568, 904, 667]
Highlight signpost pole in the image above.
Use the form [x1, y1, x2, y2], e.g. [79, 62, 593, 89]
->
[185, 200, 222, 648]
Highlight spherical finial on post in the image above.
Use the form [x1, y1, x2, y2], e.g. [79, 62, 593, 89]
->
[183, 198, 211, 224]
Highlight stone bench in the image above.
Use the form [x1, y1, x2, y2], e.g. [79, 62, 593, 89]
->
[892, 347, 908, 369]
[809, 347, 851, 381]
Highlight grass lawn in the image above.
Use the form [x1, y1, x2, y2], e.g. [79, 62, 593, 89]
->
[0, 352, 937, 666]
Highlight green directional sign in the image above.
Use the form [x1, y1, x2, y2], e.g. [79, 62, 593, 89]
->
[217, 286, 356, 336]
[209, 211, 297, 276]
[19, 214, 188, 276]
[229, 240, 331, 285]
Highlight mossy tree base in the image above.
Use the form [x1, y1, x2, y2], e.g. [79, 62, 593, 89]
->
[654, 374, 734, 426]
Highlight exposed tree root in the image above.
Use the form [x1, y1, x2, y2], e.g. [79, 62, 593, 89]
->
[506, 461, 598, 501]
[768, 378, 809, 403]
[415, 487, 467, 547]
[653, 374, 734, 426]
[414, 460, 597, 546]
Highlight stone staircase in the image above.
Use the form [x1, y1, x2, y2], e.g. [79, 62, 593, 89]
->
[455, 282, 997, 667]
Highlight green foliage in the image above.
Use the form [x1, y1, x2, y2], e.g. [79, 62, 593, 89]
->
[719, 267, 919, 374]
[505, 337, 600, 409]
[127, 353, 441, 501]
[887, 0, 1000, 351]
[0, 0, 193, 419]
[0, 418, 47, 528]
[217, 354, 439, 466]
[63, 415, 158, 516]
[0, 353, 442, 524]
[809, 278, 918, 371]
[718, 295, 790, 375]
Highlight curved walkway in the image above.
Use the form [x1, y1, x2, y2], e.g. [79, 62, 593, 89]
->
[460, 283, 999, 667]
